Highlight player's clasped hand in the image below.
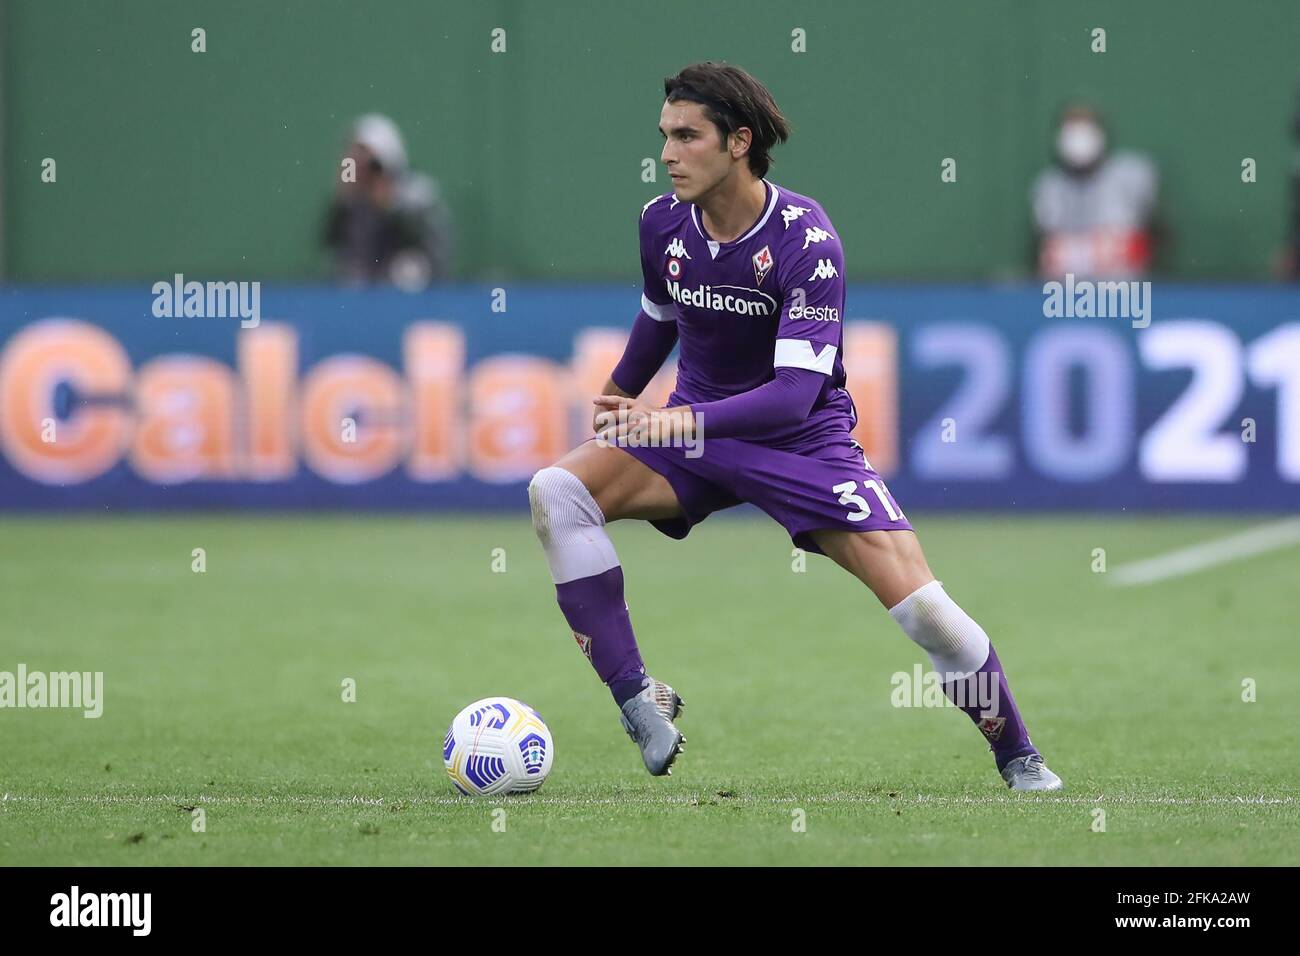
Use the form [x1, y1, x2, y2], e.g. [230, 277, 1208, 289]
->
[593, 394, 649, 445]
[593, 394, 687, 446]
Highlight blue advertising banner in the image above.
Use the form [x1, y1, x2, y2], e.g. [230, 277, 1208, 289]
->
[0, 284, 1297, 510]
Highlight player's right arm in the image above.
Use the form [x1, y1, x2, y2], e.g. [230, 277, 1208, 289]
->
[607, 299, 677, 397]
[599, 197, 679, 424]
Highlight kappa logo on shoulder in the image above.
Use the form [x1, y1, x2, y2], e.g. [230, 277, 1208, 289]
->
[664, 237, 691, 259]
[802, 227, 835, 250]
[753, 245, 774, 286]
[807, 258, 838, 281]
[781, 204, 811, 229]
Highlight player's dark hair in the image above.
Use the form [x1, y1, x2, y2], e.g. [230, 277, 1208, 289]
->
[663, 62, 790, 179]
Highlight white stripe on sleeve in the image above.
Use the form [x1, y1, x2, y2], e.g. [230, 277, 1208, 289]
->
[641, 294, 677, 322]
[774, 338, 837, 375]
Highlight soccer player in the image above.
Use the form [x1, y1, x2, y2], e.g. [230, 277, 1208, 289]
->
[528, 62, 1062, 791]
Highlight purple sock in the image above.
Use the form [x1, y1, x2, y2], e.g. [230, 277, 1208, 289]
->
[942, 643, 1037, 771]
[554, 566, 647, 708]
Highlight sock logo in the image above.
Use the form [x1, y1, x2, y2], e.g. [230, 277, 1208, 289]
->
[572, 631, 592, 661]
[977, 716, 1006, 742]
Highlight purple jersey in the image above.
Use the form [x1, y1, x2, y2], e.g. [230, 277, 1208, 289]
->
[637, 180, 857, 450]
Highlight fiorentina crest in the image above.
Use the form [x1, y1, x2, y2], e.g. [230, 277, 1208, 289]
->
[572, 631, 593, 661]
[977, 716, 1006, 742]
[752, 245, 774, 285]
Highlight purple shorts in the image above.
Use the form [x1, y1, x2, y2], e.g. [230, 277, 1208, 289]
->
[610, 433, 912, 555]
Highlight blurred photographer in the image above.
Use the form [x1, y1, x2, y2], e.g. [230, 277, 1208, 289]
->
[323, 113, 453, 288]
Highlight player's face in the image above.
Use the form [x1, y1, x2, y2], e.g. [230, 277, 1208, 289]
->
[659, 99, 737, 203]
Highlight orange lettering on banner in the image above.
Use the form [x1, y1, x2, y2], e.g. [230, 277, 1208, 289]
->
[468, 356, 566, 482]
[843, 322, 899, 476]
[240, 323, 297, 480]
[132, 356, 239, 482]
[300, 356, 406, 483]
[405, 323, 463, 480]
[0, 319, 131, 483]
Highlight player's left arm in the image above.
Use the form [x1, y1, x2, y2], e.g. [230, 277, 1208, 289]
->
[767, 215, 846, 383]
[594, 364, 823, 443]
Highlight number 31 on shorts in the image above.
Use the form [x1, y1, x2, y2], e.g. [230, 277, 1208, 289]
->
[832, 479, 904, 522]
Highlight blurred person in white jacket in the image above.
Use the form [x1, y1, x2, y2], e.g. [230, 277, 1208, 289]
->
[1031, 104, 1160, 281]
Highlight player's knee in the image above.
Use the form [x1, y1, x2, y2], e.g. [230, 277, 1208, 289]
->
[527, 467, 560, 543]
[882, 543, 934, 605]
[888, 581, 990, 677]
[528, 466, 603, 546]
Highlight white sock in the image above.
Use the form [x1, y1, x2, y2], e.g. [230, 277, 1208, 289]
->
[528, 466, 620, 585]
[888, 580, 990, 680]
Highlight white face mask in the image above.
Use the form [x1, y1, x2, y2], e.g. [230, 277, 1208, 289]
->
[1057, 120, 1106, 169]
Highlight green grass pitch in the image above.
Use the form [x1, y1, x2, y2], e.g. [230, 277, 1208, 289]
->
[1, 512, 1296, 866]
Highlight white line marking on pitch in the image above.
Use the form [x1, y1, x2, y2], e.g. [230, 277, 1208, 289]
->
[1, 793, 1294, 808]
[1109, 517, 1300, 587]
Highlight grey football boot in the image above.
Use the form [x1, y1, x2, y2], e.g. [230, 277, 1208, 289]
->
[619, 678, 685, 776]
[1000, 753, 1064, 791]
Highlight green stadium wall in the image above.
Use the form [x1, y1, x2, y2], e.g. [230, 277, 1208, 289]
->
[2, 0, 1296, 282]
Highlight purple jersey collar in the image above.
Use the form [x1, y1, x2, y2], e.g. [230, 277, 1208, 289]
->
[689, 179, 781, 248]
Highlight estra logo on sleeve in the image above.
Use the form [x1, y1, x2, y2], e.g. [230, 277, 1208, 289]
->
[788, 305, 840, 322]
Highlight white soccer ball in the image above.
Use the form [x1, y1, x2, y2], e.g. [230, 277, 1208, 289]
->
[442, 696, 554, 796]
